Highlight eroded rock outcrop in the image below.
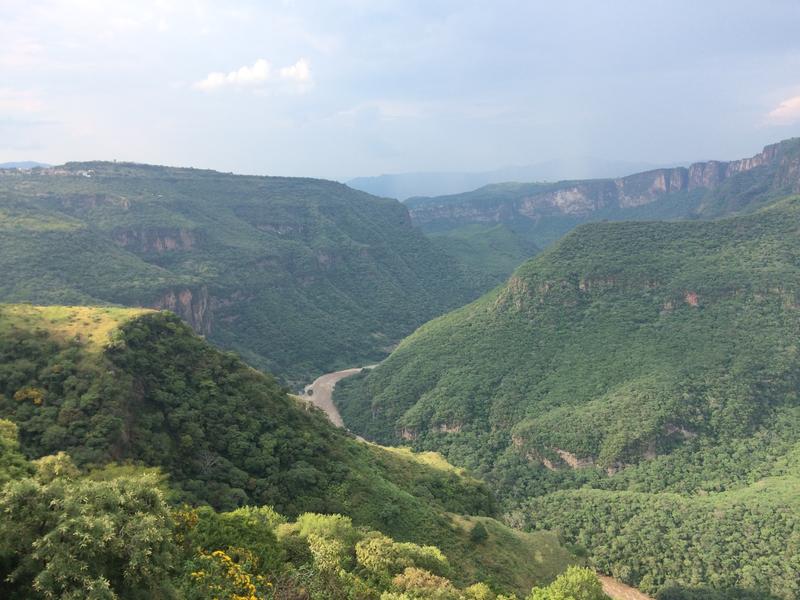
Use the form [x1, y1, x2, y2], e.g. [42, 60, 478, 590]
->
[153, 286, 211, 335]
[112, 227, 196, 253]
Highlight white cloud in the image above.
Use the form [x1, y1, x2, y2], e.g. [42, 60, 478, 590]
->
[194, 58, 271, 91]
[767, 95, 800, 125]
[194, 57, 312, 92]
[279, 58, 311, 82]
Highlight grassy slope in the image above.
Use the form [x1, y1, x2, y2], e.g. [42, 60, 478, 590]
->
[335, 197, 800, 598]
[0, 304, 574, 595]
[0, 162, 481, 383]
[0, 305, 150, 351]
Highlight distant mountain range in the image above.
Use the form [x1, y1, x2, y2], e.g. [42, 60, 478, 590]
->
[405, 138, 800, 286]
[0, 161, 50, 169]
[347, 158, 667, 199]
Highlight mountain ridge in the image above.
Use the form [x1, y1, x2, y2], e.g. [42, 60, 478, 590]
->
[346, 157, 663, 200]
[0, 161, 484, 383]
[408, 138, 800, 224]
[403, 138, 800, 287]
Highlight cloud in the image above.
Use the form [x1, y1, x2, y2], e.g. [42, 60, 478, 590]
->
[194, 58, 271, 91]
[194, 58, 312, 92]
[279, 58, 311, 82]
[767, 95, 800, 125]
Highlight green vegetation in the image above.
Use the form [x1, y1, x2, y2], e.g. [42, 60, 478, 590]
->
[1, 455, 176, 599]
[0, 162, 482, 383]
[0, 304, 577, 597]
[526, 566, 609, 600]
[0, 445, 591, 598]
[518, 476, 800, 599]
[428, 223, 541, 287]
[335, 197, 800, 598]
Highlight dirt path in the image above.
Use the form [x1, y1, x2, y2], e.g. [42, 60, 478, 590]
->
[302, 366, 373, 428]
[302, 368, 652, 600]
[599, 575, 654, 600]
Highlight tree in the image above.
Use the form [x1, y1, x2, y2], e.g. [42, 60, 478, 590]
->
[469, 522, 489, 544]
[527, 567, 609, 600]
[0, 456, 178, 599]
[0, 419, 31, 486]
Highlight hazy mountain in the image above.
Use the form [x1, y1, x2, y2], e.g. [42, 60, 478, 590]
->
[407, 138, 800, 286]
[347, 158, 663, 200]
[0, 161, 50, 169]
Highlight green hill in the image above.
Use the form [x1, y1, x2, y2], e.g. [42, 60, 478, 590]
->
[0, 304, 576, 596]
[0, 162, 482, 384]
[407, 138, 800, 285]
[335, 197, 800, 598]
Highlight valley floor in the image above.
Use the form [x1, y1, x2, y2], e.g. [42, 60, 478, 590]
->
[303, 365, 654, 600]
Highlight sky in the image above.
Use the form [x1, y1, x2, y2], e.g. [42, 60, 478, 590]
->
[1, 0, 800, 180]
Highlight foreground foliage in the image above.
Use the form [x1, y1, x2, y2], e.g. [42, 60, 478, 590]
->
[0, 445, 592, 599]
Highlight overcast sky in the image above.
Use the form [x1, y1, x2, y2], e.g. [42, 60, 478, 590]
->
[2, 0, 800, 179]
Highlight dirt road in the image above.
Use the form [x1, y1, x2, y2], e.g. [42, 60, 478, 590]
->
[302, 366, 372, 428]
[599, 575, 654, 600]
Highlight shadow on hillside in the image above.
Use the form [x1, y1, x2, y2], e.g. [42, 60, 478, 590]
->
[657, 585, 782, 600]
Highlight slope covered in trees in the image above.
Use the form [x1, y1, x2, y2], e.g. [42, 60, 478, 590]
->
[0, 442, 603, 599]
[407, 138, 800, 285]
[335, 196, 800, 598]
[0, 162, 483, 383]
[0, 304, 577, 596]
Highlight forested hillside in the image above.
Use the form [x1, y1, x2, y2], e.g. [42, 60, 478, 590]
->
[0, 162, 483, 383]
[335, 196, 800, 598]
[408, 138, 800, 284]
[0, 304, 579, 597]
[0, 432, 595, 599]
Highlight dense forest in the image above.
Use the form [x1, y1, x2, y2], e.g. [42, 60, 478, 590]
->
[0, 163, 489, 384]
[335, 196, 800, 598]
[0, 304, 583, 598]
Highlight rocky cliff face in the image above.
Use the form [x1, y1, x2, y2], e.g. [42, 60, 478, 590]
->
[153, 286, 211, 335]
[112, 227, 196, 253]
[408, 139, 800, 226]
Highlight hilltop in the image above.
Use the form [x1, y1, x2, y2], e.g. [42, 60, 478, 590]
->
[335, 196, 800, 598]
[0, 304, 577, 596]
[0, 161, 483, 383]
